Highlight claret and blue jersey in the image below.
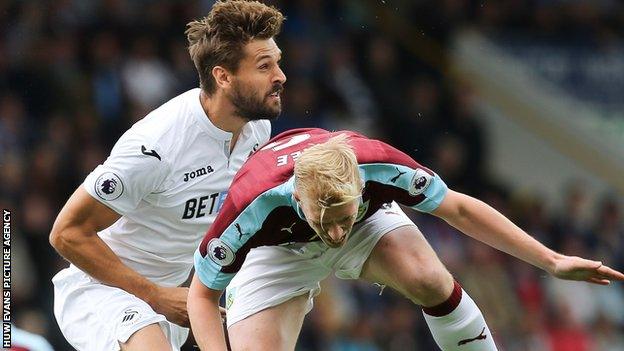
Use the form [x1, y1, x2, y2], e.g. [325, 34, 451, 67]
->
[194, 128, 448, 290]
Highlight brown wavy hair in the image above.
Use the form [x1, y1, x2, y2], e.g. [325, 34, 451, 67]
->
[186, 0, 284, 94]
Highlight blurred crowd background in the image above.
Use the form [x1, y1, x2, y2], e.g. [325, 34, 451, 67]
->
[2, 0, 623, 350]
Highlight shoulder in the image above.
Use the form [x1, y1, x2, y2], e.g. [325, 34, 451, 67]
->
[350, 135, 419, 168]
[199, 179, 293, 255]
[229, 160, 293, 205]
[122, 89, 206, 161]
[137, 89, 200, 132]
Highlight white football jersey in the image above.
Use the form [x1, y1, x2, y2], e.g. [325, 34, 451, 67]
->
[80, 88, 270, 286]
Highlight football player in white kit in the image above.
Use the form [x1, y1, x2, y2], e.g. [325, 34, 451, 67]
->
[49, 1, 285, 350]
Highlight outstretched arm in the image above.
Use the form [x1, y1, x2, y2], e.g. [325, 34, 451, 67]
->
[188, 275, 229, 350]
[50, 185, 190, 325]
[432, 190, 624, 285]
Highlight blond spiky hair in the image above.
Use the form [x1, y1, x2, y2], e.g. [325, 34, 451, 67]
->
[294, 134, 362, 212]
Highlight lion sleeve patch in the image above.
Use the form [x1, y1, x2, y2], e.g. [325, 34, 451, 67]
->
[94, 172, 125, 201]
[408, 169, 433, 196]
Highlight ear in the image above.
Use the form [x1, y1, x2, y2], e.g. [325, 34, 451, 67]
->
[293, 190, 300, 202]
[212, 66, 233, 90]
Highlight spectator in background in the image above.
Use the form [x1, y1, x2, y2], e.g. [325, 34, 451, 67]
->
[122, 36, 175, 114]
[386, 76, 443, 165]
[551, 181, 593, 250]
[365, 36, 404, 132]
[324, 38, 378, 136]
[592, 313, 624, 351]
[272, 77, 329, 135]
[0, 93, 29, 159]
[546, 302, 595, 351]
[9, 324, 54, 351]
[592, 197, 624, 272]
[90, 31, 125, 131]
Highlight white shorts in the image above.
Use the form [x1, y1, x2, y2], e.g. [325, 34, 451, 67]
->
[52, 266, 189, 351]
[225, 201, 414, 328]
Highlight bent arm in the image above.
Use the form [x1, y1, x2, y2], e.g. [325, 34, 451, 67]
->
[188, 275, 228, 351]
[49, 185, 160, 304]
[432, 190, 624, 284]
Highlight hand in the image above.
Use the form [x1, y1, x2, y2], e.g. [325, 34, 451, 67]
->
[550, 255, 624, 285]
[147, 286, 190, 327]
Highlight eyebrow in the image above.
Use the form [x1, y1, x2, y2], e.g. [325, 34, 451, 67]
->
[255, 52, 282, 62]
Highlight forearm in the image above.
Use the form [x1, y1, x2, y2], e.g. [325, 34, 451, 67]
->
[188, 299, 228, 350]
[188, 278, 228, 350]
[53, 228, 158, 301]
[438, 192, 561, 272]
[50, 186, 159, 302]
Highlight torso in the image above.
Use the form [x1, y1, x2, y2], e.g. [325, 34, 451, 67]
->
[83, 88, 270, 286]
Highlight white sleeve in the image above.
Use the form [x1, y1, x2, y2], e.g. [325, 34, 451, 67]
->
[83, 131, 170, 214]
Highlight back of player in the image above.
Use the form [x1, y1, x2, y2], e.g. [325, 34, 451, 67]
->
[199, 127, 446, 260]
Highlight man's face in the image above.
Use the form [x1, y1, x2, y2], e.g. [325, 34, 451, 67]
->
[228, 38, 286, 121]
[299, 196, 359, 248]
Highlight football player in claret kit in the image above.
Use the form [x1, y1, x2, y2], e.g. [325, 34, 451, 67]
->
[49, 1, 286, 350]
[188, 128, 624, 351]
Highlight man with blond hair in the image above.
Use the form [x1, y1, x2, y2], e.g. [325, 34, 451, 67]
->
[50, 1, 286, 350]
[189, 128, 624, 350]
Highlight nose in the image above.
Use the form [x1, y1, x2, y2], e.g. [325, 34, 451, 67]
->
[326, 224, 345, 242]
[273, 66, 286, 84]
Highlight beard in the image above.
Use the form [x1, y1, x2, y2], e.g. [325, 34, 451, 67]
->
[229, 80, 283, 121]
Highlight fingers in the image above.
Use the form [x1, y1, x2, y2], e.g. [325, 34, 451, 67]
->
[587, 277, 610, 285]
[596, 264, 624, 281]
[575, 257, 624, 281]
[584, 263, 624, 285]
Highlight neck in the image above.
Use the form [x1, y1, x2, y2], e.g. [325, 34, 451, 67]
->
[199, 89, 248, 139]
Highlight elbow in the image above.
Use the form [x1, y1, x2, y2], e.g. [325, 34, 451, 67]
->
[189, 275, 222, 304]
[450, 190, 482, 214]
[49, 225, 66, 252]
[49, 223, 79, 255]
[455, 198, 471, 220]
[439, 191, 478, 225]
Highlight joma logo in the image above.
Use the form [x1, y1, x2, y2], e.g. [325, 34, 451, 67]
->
[184, 165, 214, 182]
